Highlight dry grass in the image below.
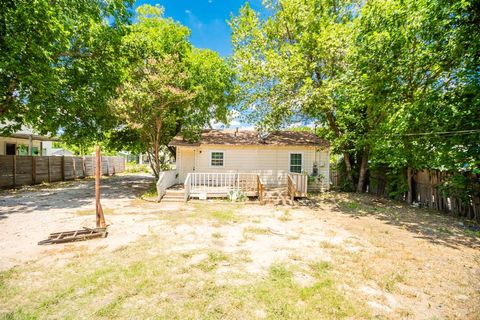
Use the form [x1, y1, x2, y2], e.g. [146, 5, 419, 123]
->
[1, 185, 479, 319]
[0, 234, 367, 319]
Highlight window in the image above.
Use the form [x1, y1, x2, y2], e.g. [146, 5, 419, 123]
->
[210, 151, 224, 167]
[18, 145, 29, 156]
[5, 143, 16, 155]
[290, 153, 303, 173]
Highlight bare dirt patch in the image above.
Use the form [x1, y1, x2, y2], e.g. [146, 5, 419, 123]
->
[0, 173, 159, 270]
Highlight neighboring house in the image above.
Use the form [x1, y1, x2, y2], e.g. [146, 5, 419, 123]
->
[160, 129, 330, 201]
[50, 148, 74, 156]
[0, 126, 56, 156]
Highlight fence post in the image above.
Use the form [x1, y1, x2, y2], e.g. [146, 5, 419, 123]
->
[47, 157, 51, 183]
[61, 155, 65, 181]
[73, 157, 77, 180]
[12, 156, 16, 188]
[82, 157, 86, 178]
[32, 156, 36, 185]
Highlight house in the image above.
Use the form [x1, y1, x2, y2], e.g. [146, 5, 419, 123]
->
[161, 129, 330, 201]
[0, 126, 56, 156]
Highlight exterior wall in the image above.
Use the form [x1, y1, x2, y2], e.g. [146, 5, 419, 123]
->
[176, 144, 330, 187]
[0, 137, 52, 156]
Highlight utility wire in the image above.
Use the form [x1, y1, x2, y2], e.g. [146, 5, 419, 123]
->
[401, 129, 480, 136]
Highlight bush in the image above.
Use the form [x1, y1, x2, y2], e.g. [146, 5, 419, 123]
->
[125, 161, 150, 174]
[227, 190, 247, 202]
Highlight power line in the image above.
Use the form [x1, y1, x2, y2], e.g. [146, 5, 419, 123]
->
[401, 129, 480, 136]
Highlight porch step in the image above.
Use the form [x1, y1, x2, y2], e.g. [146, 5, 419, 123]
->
[161, 188, 185, 203]
[262, 188, 294, 206]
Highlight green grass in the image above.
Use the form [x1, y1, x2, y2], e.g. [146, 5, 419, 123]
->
[195, 251, 230, 272]
[0, 235, 368, 319]
[141, 181, 157, 198]
[236, 264, 366, 319]
[190, 204, 242, 223]
[380, 271, 406, 293]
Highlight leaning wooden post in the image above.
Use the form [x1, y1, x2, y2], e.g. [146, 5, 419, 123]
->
[95, 146, 106, 228]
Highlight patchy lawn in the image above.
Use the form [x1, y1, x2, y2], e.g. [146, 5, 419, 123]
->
[0, 174, 479, 319]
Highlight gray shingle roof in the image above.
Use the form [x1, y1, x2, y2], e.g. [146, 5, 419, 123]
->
[169, 129, 329, 147]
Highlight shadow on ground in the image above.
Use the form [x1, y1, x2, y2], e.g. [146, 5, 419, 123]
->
[302, 192, 480, 250]
[0, 174, 154, 220]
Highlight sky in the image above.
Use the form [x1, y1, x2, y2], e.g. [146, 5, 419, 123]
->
[133, 0, 264, 57]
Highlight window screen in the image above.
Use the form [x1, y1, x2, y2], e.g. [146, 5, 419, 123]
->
[290, 153, 302, 173]
[211, 152, 224, 167]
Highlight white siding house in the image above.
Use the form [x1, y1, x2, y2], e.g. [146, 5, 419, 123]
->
[170, 129, 330, 189]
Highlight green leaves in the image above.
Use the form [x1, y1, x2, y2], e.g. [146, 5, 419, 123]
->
[0, 0, 134, 144]
[231, 0, 479, 185]
[109, 4, 234, 176]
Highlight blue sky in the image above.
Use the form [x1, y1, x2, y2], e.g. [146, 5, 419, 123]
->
[133, 0, 264, 57]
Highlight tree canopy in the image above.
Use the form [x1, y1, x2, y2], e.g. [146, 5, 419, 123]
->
[231, 0, 479, 194]
[108, 5, 234, 177]
[0, 0, 134, 145]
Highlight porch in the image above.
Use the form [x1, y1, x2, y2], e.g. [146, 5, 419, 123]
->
[157, 171, 308, 203]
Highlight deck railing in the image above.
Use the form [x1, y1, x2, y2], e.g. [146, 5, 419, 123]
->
[287, 175, 296, 201]
[184, 172, 260, 200]
[287, 173, 308, 200]
[257, 175, 265, 203]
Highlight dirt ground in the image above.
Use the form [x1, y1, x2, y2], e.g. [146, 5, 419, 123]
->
[0, 173, 479, 319]
[0, 174, 158, 269]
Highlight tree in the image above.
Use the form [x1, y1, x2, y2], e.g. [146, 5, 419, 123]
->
[353, 0, 480, 199]
[110, 5, 234, 177]
[231, 0, 479, 195]
[0, 0, 133, 144]
[230, 0, 362, 190]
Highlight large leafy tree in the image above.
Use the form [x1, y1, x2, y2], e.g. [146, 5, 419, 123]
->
[0, 0, 133, 144]
[110, 5, 234, 177]
[352, 0, 480, 198]
[230, 0, 363, 190]
[231, 0, 479, 194]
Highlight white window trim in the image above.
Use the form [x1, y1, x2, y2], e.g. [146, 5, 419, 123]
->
[209, 150, 225, 168]
[288, 152, 304, 173]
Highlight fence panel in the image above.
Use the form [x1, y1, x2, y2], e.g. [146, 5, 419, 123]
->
[0, 156, 14, 188]
[35, 156, 50, 183]
[350, 168, 480, 222]
[0, 155, 125, 189]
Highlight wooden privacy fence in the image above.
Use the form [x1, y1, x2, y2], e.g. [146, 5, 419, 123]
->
[0, 155, 125, 189]
[412, 170, 479, 221]
[331, 167, 480, 221]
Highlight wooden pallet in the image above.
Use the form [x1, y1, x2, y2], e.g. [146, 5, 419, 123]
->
[38, 227, 108, 245]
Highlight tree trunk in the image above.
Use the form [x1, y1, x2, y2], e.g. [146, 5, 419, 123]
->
[356, 149, 369, 192]
[342, 152, 354, 188]
[407, 167, 413, 204]
[325, 111, 354, 190]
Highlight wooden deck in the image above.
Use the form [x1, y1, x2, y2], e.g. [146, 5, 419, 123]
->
[185, 173, 261, 200]
[179, 172, 307, 202]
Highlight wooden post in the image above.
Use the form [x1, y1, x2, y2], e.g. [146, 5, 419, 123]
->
[95, 146, 106, 228]
[47, 157, 51, 183]
[82, 156, 86, 178]
[61, 155, 65, 181]
[32, 156, 36, 185]
[12, 156, 16, 188]
[73, 157, 77, 180]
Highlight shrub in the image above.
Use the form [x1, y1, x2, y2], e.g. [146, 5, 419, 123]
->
[227, 190, 247, 202]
